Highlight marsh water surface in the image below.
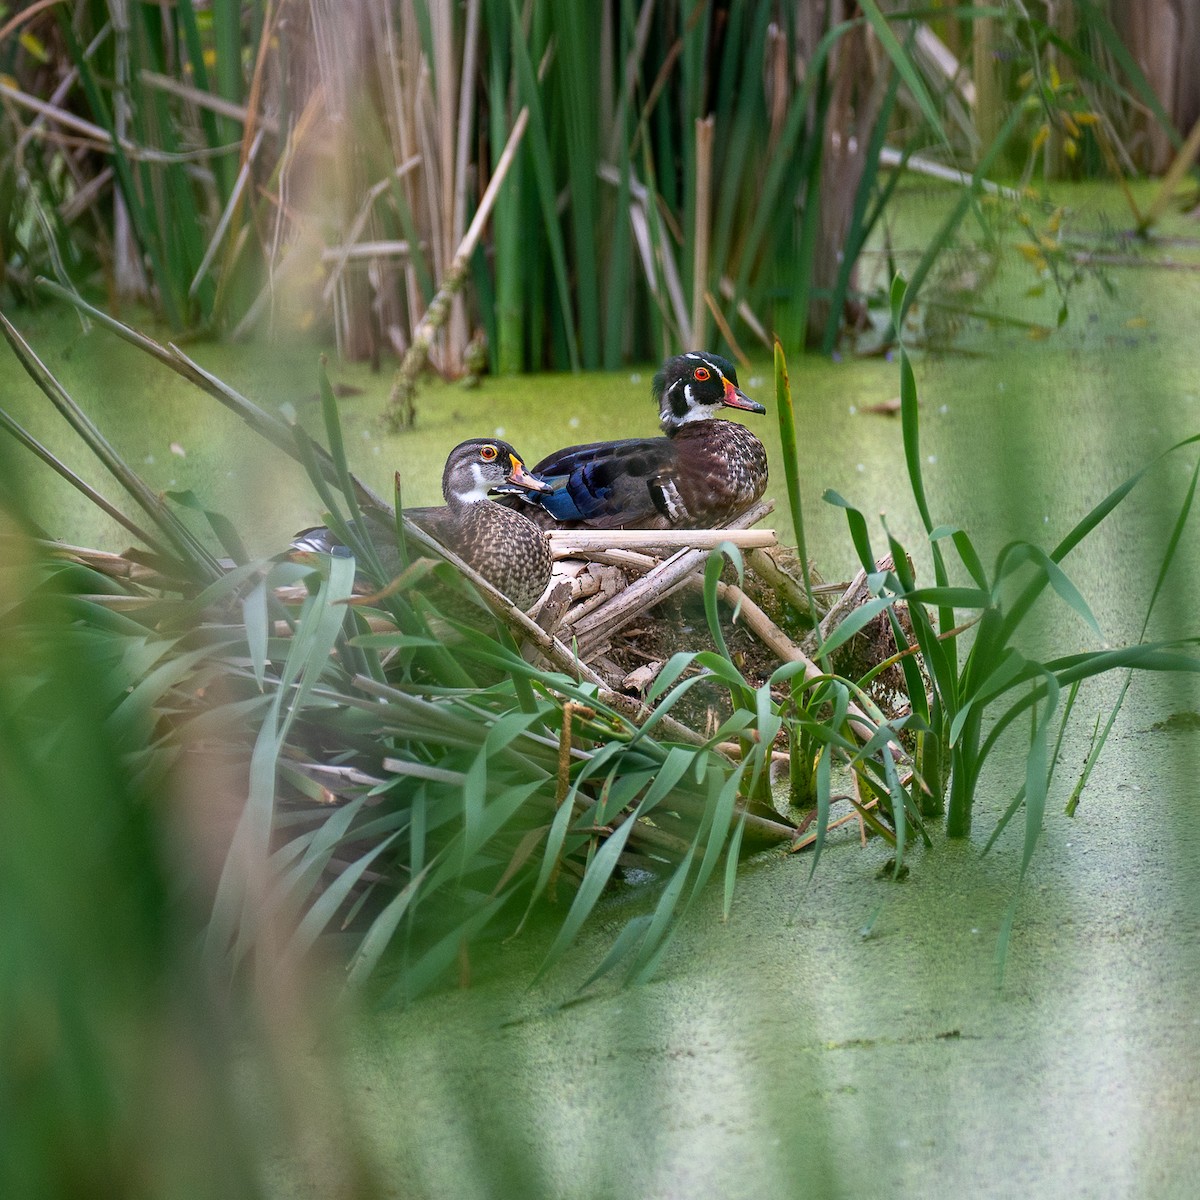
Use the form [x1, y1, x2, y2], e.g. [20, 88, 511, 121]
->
[5, 183, 1200, 1196]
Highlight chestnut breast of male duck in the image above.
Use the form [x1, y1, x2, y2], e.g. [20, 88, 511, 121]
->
[513, 351, 768, 529]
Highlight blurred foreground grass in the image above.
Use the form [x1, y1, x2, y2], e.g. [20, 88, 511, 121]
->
[0, 476, 381, 1199]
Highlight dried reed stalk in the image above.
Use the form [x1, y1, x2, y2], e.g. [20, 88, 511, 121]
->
[385, 106, 530, 428]
[816, 556, 894, 648]
[568, 502, 773, 652]
[549, 528, 776, 556]
[399, 518, 709, 747]
[699, 577, 895, 754]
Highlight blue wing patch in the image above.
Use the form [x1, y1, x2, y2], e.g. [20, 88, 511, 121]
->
[527, 438, 668, 523]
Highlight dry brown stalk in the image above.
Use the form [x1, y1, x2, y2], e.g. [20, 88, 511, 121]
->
[16, 539, 162, 585]
[568, 502, 773, 652]
[138, 70, 283, 134]
[697, 577, 893, 754]
[0, 80, 234, 162]
[745, 547, 826, 625]
[717, 276, 771, 348]
[607, 810, 696, 859]
[700, 579, 804, 662]
[789, 802, 874, 853]
[400, 518, 709, 746]
[704, 289, 750, 368]
[816, 556, 895, 648]
[557, 548, 659, 573]
[555, 700, 594, 809]
[385, 106, 531, 428]
[636, 780, 796, 843]
[549, 528, 776, 556]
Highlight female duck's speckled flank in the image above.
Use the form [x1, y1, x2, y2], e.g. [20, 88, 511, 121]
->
[292, 438, 553, 612]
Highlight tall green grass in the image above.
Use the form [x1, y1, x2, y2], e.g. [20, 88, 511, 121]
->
[2, 3, 1178, 373]
[0, 456, 390, 1199]
[769, 278, 1200, 967]
[1, 297, 803, 1001]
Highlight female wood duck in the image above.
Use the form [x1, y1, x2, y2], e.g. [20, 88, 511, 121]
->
[291, 438, 553, 612]
[508, 351, 768, 529]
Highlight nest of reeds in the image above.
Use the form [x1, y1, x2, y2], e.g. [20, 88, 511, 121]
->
[536, 503, 920, 734]
[38, 497, 923, 823]
[38, 499, 918, 735]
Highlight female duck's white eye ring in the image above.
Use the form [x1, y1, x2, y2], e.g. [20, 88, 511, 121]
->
[693, 366, 711, 381]
[479, 444, 499, 462]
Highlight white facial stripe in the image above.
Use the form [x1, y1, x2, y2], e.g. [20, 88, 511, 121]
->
[452, 461, 493, 503]
[685, 350, 721, 375]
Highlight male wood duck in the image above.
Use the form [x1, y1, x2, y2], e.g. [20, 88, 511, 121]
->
[291, 438, 553, 612]
[507, 351, 768, 529]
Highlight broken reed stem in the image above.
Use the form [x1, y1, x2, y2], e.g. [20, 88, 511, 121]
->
[639, 781, 796, 843]
[549, 527, 776, 556]
[816, 559, 893, 647]
[11, 537, 165, 584]
[717, 275, 771, 348]
[608, 809, 696, 859]
[789, 802, 875, 853]
[384, 106, 531, 429]
[557, 548, 659, 573]
[401, 518, 708, 746]
[746, 547, 821, 623]
[33, 279, 396, 525]
[704, 289, 750, 369]
[570, 502, 773, 651]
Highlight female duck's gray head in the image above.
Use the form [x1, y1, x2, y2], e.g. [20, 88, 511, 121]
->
[441, 438, 552, 505]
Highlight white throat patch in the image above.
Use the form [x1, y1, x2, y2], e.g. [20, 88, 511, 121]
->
[673, 380, 722, 424]
[451, 461, 493, 503]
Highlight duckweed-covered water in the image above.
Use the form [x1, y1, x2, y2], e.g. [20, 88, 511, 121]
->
[5, 181, 1200, 1197]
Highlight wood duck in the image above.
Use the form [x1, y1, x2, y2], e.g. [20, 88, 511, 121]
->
[508, 351, 768, 529]
[291, 439, 553, 612]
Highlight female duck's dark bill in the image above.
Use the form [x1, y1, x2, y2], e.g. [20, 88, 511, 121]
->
[495, 454, 553, 495]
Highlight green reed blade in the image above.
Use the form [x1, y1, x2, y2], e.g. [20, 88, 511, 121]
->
[505, 0, 580, 370]
[53, 10, 183, 327]
[708, 2, 771, 300]
[0, 398, 171, 557]
[1072, 0, 1179, 149]
[896, 94, 1027, 329]
[774, 342, 828, 661]
[857, 0, 945, 138]
[175, 0, 236, 198]
[602, 127, 634, 367]
[0, 312, 220, 574]
[552, 6, 601, 366]
[131, 4, 214, 317]
[627, 844, 699, 987]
